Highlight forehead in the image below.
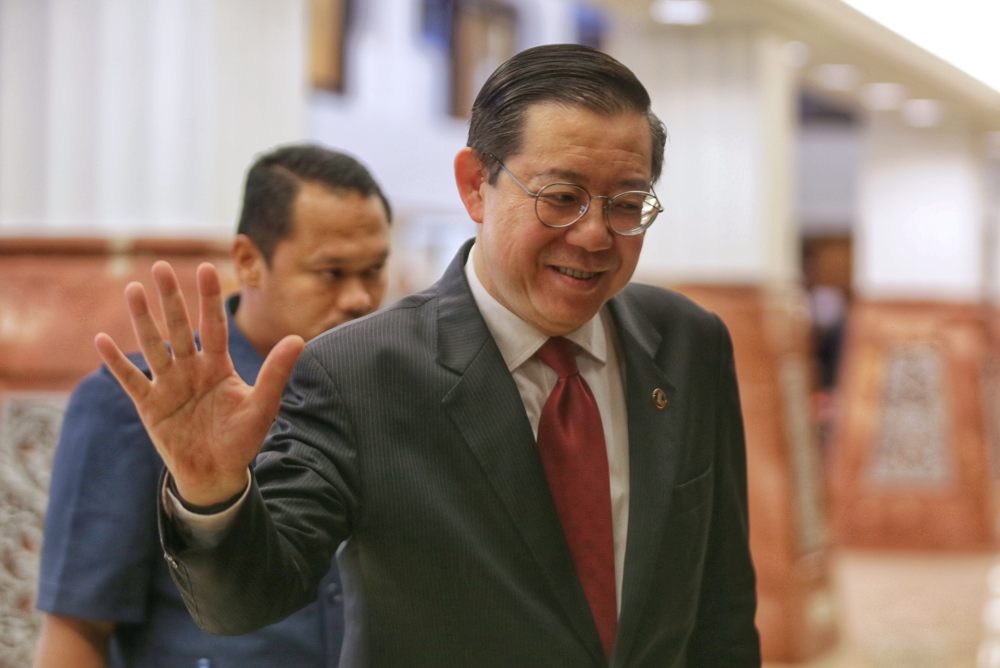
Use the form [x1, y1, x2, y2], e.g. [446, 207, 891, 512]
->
[514, 103, 652, 179]
[287, 183, 389, 241]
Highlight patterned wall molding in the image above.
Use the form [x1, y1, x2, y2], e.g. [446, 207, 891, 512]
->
[0, 392, 66, 668]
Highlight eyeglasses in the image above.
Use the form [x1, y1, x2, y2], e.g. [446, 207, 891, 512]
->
[488, 154, 663, 237]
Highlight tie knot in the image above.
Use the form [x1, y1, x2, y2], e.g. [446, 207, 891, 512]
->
[535, 337, 579, 379]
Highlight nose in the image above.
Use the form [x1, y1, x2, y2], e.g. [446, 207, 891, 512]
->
[337, 276, 374, 318]
[565, 198, 613, 251]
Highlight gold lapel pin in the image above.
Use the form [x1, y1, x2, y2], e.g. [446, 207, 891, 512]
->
[652, 388, 668, 410]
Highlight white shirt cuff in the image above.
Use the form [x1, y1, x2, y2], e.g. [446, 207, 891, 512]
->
[161, 470, 252, 549]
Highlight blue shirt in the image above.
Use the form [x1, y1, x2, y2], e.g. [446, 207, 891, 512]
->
[37, 295, 344, 667]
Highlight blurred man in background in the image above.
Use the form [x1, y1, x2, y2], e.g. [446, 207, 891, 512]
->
[34, 144, 392, 667]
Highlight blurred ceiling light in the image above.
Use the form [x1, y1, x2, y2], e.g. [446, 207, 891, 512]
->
[816, 63, 859, 91]
[649, 0, 712, 25]
[862, 82, 906, 111]
[902, 98, 943, 127]
[783, 41, 810, 68]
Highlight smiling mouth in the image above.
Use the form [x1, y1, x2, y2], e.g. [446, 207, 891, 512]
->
[554, 266, 599, 280]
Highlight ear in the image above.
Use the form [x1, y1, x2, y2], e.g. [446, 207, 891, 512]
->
[454, 147, 488, 224]
[231, 234, 265, 288]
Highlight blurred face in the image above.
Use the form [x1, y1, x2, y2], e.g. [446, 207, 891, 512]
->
[234, 182, 390, 354]
[462, 103, 651, 336]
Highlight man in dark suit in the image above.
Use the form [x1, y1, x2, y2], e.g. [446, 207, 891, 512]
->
[96, 44, 760, 666]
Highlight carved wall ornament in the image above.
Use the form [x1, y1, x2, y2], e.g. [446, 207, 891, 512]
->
[868, 343, 952, 487]
[0, 393, 66, 667]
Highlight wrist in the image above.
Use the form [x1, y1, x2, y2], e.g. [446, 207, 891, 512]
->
[168, 470, 249, 514]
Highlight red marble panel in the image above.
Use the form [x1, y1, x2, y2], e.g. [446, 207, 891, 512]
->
[828, 300, 998, 551]
[0, 238, 235, 391]
[0, 237, 237, 663]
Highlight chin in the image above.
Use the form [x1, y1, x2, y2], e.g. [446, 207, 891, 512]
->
[550, 302, 605, 327]
[541, 315, 590, 335]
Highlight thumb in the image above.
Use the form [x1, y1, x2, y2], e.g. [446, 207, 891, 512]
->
[252, 334, 305, 415]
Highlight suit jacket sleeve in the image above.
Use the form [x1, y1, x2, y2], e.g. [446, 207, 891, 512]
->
[160, 347, 355, 635]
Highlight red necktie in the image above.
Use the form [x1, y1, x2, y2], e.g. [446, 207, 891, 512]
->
[535, 337, 617, 656]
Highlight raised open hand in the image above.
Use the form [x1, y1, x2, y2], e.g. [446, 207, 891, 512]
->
[94, 261, 304, 506]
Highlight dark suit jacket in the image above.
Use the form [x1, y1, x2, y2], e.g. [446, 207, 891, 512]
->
[162, 239, 760, 667]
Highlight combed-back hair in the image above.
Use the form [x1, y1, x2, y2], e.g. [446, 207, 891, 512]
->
[467, 43, 667, 184]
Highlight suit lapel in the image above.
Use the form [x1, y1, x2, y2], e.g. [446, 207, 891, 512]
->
[606, 292, 682, 667]
[436, 241, 606, 666]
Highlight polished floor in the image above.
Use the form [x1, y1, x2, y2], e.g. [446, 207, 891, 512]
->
[765, 549, 1000, 668]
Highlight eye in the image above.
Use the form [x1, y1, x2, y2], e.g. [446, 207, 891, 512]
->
[538, 185, 585, 208]
[610, 194, 646, 215]
[320, 268, 345, 281]
[612, 201, 642, 215]
[362, 263, 386, 279]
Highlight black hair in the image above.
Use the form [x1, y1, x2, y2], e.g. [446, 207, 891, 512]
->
[467, 44, 666, 184]
[236, 144, 392, 264]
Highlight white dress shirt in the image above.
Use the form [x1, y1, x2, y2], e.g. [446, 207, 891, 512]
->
[464, 245, 630, 610]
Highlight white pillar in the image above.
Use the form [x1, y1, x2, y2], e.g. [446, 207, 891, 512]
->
[856, 116, 988, 301]
[607, 23, 799, 287]
[0, 0, 308, 238]
[0, 0, 53, 228]
[984, 136, 1000, 304]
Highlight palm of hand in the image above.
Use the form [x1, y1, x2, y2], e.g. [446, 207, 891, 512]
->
[142, 362, 263, 502]
[95, 261, 304, 506]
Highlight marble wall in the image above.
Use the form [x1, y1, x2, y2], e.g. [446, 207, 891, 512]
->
[0, 238, 232, 665]
[829, 300, 999, 550]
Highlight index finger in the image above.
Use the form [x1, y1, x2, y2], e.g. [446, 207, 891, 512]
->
[95, 332, 152, 405]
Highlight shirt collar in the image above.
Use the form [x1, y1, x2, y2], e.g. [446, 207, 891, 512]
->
[464, 242, 608, 372]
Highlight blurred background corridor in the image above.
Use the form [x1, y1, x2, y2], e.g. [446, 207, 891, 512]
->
[1, 1, 999, 665]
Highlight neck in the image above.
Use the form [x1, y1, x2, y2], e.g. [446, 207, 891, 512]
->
[232, 292, 275, 358]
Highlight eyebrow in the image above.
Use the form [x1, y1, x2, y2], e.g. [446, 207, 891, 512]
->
[535, 167, 650, 192]
[309, 250, 390, 267]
